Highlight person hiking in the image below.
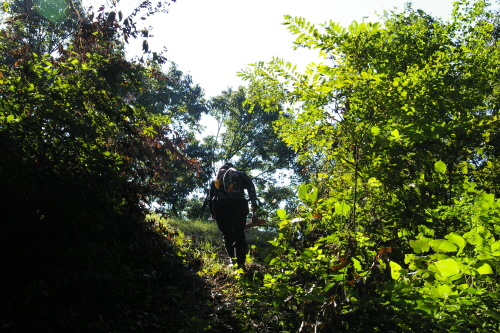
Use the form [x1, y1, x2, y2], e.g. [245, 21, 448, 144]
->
[208, 162, 259, 271]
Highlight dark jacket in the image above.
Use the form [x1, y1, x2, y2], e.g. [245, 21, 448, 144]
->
[208, 167, 257, 217]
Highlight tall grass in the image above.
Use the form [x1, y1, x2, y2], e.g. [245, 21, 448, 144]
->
[166, 217, 222, 244]
[146, 214, 276, 276]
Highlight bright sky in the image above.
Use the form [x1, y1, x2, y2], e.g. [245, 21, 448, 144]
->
[123, 0, 456, 98]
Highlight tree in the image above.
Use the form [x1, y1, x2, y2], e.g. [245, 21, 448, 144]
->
[0, 0, 197, 246]
[2, 0, 84, 57]
[1, 0, 174, 63]
[0, 0, 210, 330]
[238, 1, 500, 331]
[123, 61, 209, 216]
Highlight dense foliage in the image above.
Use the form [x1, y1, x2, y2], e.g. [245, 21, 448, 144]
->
[4, 0, 500, 332]
[0, 0, 214, 331]
[238, 1, 500, 331]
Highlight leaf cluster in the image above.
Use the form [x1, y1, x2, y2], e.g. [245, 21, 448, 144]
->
[237, 1, 500, 331]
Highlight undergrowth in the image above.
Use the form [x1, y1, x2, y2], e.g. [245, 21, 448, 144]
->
[147, 214, 277, 332]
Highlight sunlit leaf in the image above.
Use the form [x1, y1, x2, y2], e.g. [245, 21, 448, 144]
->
[445, 233, 466, 255]
[434, 160, 447, 174]
[429, 239, 458, 253]
[352, 258, 362, 271]
[389, 261, 403, 280]
[334, 202, 351, 217]
[433, 284, 457, 298]
[479, 192, 495, 210]
[389, 129, 400, 140]
[410, 239, 430, 254]
[301, 249, 314, 259]
[475, 262, 493, 275]
[367, 177, 382, 187]
[276, 209, 287, 219]
[433, 258, 461, 277]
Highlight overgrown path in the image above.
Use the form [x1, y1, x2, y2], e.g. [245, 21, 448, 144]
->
[155, 216, 274, 333]
[156, 226, 244, 332]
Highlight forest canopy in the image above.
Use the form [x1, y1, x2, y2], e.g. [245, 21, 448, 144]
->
[1, 0, 500, 332]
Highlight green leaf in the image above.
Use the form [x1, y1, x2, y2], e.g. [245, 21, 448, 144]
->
[415, 300, 438, 315]
[491, 241, 500, 257]
[484, 310, 500, 322]
[389, 129, 400, 140]
[479, 192, 495, 210]
[298, 184, 308, 201]
[429, 239, 458, 253]
[433, 284, 457, 298]
[434, 160, 447, 174]
[269, 257, 280, 266]
[490, 293, 500, 301]
[367, 177, 382, 187]
[433, 258, 461, 277]
[323, 282, 336, 293]
[464, 229, 485, 245]
[352, 258, 362, 271]
[410, 239, 430, 254]
[334, 202, 351, 217]
[301, 250, 314, 259]
[389, 261, 403, 280]
[371, 126, 380, 135]
[276, 209, 287, 219]
[298, 184, 318, 203]
[475, 262, 493, 275]
[445, 233, 466, 255]
[463, 287, 481, 295]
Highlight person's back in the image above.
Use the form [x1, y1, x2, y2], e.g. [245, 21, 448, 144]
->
[213, 166, 246, 199]
[208, 162, 259, 271]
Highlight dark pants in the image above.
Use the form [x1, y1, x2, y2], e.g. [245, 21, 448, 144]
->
[212, 197, 249, 269]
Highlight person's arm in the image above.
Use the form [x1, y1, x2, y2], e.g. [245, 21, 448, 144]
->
[241, 172, 259, 211]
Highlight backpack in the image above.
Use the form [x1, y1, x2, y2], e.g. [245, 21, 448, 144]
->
[214, 167, 245, 199]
